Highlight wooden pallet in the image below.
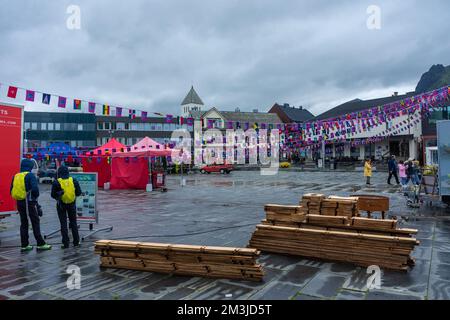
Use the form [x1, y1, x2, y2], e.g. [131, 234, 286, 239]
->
[95, 240, 264, 281]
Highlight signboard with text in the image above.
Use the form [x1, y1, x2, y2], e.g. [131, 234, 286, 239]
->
[0, 103, 23, 214]
[72, 172, 98, 223]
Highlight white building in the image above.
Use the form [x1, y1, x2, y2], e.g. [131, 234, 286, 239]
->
[315, 92, 422, 161]
[181, 86, 204, 118]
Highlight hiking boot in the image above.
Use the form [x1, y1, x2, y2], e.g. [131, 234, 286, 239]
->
[61, 244, 69, 249]
[36, 244, 52, 251]
[21, 245, 33, 252]
[74, 243, 81, 248]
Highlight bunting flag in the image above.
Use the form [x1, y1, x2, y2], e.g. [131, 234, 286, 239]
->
[186, 117, 194, 126]
[129, 109, 136, 119]
[7, 86, 18, 98]
[88, 102, 96, 113]
[73, 99, 81, 110]
[166, 114, 173, 123]
[25, 90, 35, 102]
[116, 107, 122, 117]
[141, 111, 147, 120]
[58, 96, 67, 108]
[179, 116, 184, 125]
[42, 93, 51, 105]
[103, 104, 110, 115]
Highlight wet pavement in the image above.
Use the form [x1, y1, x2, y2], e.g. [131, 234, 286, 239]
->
[0, 170, 449, 300]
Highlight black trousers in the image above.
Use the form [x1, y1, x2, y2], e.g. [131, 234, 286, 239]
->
[57, 202, 80, 246]
[388, 171, 400, 184]
[17, 200, 46, 247]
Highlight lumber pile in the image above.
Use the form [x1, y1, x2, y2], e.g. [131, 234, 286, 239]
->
[264, 204, 307, 225]
[248, 224, 419, 271]
[95, 240, 264, 281]
[300, 193, 325, 215]
[251, 195, 419, 271]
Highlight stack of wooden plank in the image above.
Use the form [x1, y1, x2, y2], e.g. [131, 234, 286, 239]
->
[307, 214, 349, 227]
[320, 199, 338, 216]
[329, 196, 359, 218]
[352, 217, 397, 231]
[264, 204, 307, 226]
[300, 193, 325, 215]
[248, 224, 419, 271]
[95, 240, 264, 281]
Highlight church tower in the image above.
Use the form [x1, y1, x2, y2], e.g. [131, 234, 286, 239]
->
[181, 86, 204, 117]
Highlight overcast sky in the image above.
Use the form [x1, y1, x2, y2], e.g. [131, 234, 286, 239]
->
[0, 0, 449, 116]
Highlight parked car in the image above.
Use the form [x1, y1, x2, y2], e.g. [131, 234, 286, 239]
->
[200, 164, 233, 174]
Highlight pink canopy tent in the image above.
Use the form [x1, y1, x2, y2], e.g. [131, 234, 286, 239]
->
[113, 136, 173, 157]
[109, 137, 179, 189]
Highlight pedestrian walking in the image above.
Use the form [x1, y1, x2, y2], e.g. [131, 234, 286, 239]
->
[364, 158, 372, 185]
[398, 160, 408, 187]
[51, 166, 82, 249]
[10, 159, 52, 252]
[387, 155, 400, 185]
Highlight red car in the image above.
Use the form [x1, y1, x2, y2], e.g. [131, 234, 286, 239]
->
[200, 164, 233, 174]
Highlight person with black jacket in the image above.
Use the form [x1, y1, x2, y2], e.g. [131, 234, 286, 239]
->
[10, 159, 51, 251]
[51, 166, 82, 248]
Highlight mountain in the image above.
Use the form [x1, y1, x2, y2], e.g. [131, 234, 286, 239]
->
[415, 64, 450, 93]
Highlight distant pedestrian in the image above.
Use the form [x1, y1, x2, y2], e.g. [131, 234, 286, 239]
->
[398, 160, 407, 187]
[10, 159, 52, 252]
[364, 158, 372, 185]
[387, 155, 400, 185]
[51, 166, 82, 249]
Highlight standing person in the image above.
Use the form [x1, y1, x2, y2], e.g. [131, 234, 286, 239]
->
[387, 155, 400, 185]
[10, 159, 52, 252]
[398, 160, 407, 189]
[51, 166, 82, 249]
[364, 158, 372, 185]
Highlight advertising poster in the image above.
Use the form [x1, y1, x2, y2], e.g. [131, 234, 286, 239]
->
[0, 103, 23, 214]
[437, 120, 450, 196]
[72, 172, 98, 223]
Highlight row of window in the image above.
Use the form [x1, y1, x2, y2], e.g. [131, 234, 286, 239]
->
[24, 122, 95, 131]
[97, 137, 171, 146]
[24, 140, 96, 148]
[97, 122, 193, 132]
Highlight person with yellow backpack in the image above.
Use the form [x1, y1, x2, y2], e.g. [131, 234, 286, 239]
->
[51, 166, 82, 249]
[10, 159, 52, 252]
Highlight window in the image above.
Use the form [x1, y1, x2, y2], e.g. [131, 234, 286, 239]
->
[85, 123, 95, 131]
[55, 123, 61, 130]
[25, 122, 31, 130]
[163, 123, 170, 131]
[48, 123, 54, 131]
[40, 122, 47, 130]
[156, 123, 162, 131]
[77, 124, 83, 131]
[117, 122, 125, 130]
[31, 122, 38, 130]
[70, 141, 77, 147]
[97, 122, 104, 130]
[104, 122, 111, 130]
[131, 123, 138, 130]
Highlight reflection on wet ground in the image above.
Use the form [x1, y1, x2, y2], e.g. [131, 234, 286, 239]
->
[0, 171, 449, 300]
